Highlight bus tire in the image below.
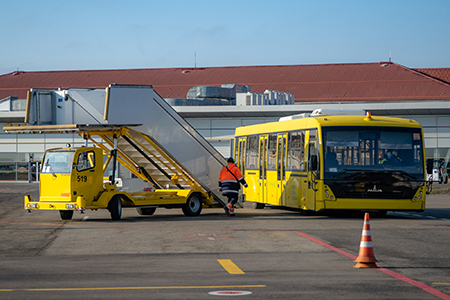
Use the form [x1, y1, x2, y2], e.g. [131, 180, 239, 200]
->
[59, 210, 74, 220]
[108, 195, 122, 221]
[426, 181, 433, 194]
[372, 210, 388, 218]
[182, 194, 202, 216]
[137, 207, 156, 215]
[252, 202, 265, 209]
[299, 209, 314, 216]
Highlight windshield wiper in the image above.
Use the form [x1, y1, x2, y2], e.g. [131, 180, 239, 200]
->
[49, 166, 56, 178]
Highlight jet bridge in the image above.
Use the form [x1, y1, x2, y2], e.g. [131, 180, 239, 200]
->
[6, 85, 227, 206]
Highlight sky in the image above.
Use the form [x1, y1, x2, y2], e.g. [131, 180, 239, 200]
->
[1, 0, 449, 75]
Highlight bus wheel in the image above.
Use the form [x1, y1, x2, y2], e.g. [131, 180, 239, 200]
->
[299, 209, 314, 216]
[137, 207, 156, 215]
[252, 202, 265, 209]
[372, 210, 388, 218]
[59, 210, 74, 220]
[426, 181, 433, 194]
[108, 195, 122, 221]
[182, 194, 202, 216]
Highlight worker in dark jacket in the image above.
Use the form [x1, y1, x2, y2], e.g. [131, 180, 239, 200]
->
[218, 157, 248, 216]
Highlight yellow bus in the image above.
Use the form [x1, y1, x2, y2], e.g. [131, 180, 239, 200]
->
[234, 111, 426, 215]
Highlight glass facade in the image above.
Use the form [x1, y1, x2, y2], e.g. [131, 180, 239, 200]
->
[1, 114, 450, 181]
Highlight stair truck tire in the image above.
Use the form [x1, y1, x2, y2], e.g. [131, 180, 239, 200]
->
[137, 207, 156, 215]
[182, 194, 202, 216]
[252, 202, 265, 209]
[109, 195, 122, 221]
[59, 210, 74, 220]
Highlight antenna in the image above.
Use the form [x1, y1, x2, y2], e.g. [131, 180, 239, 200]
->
[194, 45, 197, 68]
[389, 51, 392, 63]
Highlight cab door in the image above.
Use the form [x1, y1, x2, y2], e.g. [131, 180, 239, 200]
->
[71, 148, 103, 205]
[258, 135, 268, 204]
[277, 133, 287, 205]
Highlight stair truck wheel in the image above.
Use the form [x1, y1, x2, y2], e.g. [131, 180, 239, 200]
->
[137, 207, 156, 215]
[59, 210, 74, 220]
[252, 202, 265, 209]
[108, 195, 122, 221]
[182, 194, 202, 216]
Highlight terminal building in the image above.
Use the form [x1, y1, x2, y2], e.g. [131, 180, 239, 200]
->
[1, 61, 450, 181]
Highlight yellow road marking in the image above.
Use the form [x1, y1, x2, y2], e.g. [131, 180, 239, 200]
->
[0, 285, 265, 292]
[432, 282, 450, 285]
[218, 259, 245, 274]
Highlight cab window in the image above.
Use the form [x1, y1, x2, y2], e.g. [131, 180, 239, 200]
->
[77, 151, 95, 172]
[42, 151, 75, 174]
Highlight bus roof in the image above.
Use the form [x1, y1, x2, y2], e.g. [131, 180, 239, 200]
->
[235, 114, 422, 137]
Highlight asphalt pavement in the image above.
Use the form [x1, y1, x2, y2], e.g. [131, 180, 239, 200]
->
[0, 182, 449, 299]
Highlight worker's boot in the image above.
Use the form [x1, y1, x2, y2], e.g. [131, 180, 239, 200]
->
[226, 203, 235, 217]
[225, 203, 234, 216]
[228, 208, 235, 216]
[224, 203, 230, 216]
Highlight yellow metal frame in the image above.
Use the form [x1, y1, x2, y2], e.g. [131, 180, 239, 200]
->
[80, 128, 204, 192]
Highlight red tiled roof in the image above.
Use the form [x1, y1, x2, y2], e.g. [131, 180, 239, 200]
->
[1, 62, 450, 102]
[414, 68, 450, 85]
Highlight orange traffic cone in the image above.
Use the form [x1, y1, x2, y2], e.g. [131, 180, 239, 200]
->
[354, 212, 378, 268]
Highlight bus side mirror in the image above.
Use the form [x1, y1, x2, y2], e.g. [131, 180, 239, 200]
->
[426, 159, 433, 174]
[310, 155, 318, 171]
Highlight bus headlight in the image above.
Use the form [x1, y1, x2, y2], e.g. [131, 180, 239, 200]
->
[324, 186, 336, 200]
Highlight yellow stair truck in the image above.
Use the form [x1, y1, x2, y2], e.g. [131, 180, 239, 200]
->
[3, 85, 227, 220]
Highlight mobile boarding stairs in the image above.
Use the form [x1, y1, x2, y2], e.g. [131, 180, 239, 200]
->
[3, 85, 228, 220]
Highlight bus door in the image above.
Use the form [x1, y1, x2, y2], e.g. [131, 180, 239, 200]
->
[259, 135, 268, 204]
[306, 140, 318, 211]
[277, 133, 287, 205]
[236, 137, 246, 173]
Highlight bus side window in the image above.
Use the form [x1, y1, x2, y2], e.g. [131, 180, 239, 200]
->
[238, 139, 246, 172]
[287, 131, 305, 171]
[234, 138, 238, 163]
[246, 135, 258, 169]
[268, 134, 277, 169]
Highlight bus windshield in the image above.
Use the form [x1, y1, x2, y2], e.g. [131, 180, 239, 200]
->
[41, 150, 75, 174]
[323, 126, 424, 180]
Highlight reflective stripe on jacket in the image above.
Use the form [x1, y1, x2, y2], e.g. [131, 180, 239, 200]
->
[218, 163, 246, 195]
